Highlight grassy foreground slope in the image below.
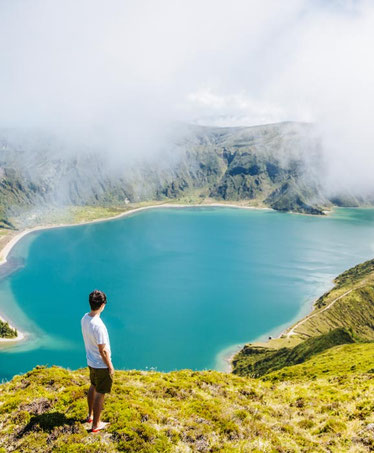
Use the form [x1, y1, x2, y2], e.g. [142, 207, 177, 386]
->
[2, 351, 374, 453]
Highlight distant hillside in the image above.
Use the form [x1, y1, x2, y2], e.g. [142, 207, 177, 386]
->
[286, 259, 374, 341]
[2, 347, 374, 452]
[232, 258, 374, 378]
[232, 328, 357, 378]
[1, 122, 371, 228]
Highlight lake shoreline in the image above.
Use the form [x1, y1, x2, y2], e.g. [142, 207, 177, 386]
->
[0, 202, 272, 345]
[0, 203, 369, 376]
[218, 279, 339, 373]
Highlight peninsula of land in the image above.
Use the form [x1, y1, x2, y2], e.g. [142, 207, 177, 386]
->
[231, 257, 374, 377]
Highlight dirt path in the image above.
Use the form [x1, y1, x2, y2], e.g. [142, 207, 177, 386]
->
[286, 288, 354, 338]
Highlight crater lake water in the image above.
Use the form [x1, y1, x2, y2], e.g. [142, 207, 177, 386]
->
[1, 207, 374, 380]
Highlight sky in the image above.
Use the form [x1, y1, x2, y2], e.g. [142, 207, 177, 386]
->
[0, 0, 373, 194]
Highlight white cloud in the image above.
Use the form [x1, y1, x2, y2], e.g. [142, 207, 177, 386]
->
[0, 0, 373, 193]
[186, 90, 311, 126]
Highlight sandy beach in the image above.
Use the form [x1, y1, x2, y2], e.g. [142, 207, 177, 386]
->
[0, 201, 271, 345]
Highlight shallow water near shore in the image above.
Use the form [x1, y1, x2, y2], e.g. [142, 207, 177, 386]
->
[1, 207, 374, 380]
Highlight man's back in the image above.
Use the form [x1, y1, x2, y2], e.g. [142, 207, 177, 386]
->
[81, 313, 111, 368]
[82, 290, 114, 432]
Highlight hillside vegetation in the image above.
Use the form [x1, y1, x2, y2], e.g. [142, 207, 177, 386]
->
[232, 258, 374, 379]
[0, 319, 17, 338]
[1, 347, 374, 453]
[286, 259, 374, 341]
[232, 328, 357, 378]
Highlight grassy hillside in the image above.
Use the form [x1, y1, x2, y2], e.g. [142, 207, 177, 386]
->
[2, 346, 374, 452]
[233, 258, 374, 378]
[232, 328, 357, 378]
[265, 342, 374, 382]
[286, 259, 374, 341]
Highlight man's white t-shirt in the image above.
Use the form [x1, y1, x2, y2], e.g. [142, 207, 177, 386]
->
[81, 313, 111, 368]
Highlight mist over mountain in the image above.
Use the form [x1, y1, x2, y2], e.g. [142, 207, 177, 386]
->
[1, 0, 374, 216]
[1, 121, 372, 228]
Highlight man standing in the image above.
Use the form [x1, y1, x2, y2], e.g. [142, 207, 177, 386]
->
[81, 290, 114, 432]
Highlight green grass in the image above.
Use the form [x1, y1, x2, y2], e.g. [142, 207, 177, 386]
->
[232, 328, 357, 377]
[265, 342, 374, 382]
[232, 258, 374, 381]
[2, 348, 374, 452]
[290, 259, 374, 341]
[333, 259, 374, 288]
[234, 258, 374, 359]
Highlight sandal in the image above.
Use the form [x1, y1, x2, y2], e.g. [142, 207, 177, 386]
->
[92, 421, 110, 433]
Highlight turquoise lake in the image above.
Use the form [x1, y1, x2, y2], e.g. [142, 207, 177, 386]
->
[1, 207, 374, 380]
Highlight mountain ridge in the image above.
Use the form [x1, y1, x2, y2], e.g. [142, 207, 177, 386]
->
[1, 121, 372, 229]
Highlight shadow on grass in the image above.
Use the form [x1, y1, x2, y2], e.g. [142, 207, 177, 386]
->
[17, 412, 80, 437]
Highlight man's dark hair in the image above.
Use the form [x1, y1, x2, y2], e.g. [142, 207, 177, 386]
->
[89, 290, 107, 310]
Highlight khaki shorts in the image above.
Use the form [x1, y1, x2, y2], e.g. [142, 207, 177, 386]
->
[88, 366, 113, 394]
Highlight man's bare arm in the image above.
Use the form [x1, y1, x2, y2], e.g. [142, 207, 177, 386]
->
[98, 344, 114, 375]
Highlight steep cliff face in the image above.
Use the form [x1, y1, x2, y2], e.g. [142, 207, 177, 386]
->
[0, 122, 367, 227]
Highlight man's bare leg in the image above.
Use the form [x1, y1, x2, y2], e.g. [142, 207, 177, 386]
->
[87, 384, 96, 419]
[92, 392, 105, 429]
